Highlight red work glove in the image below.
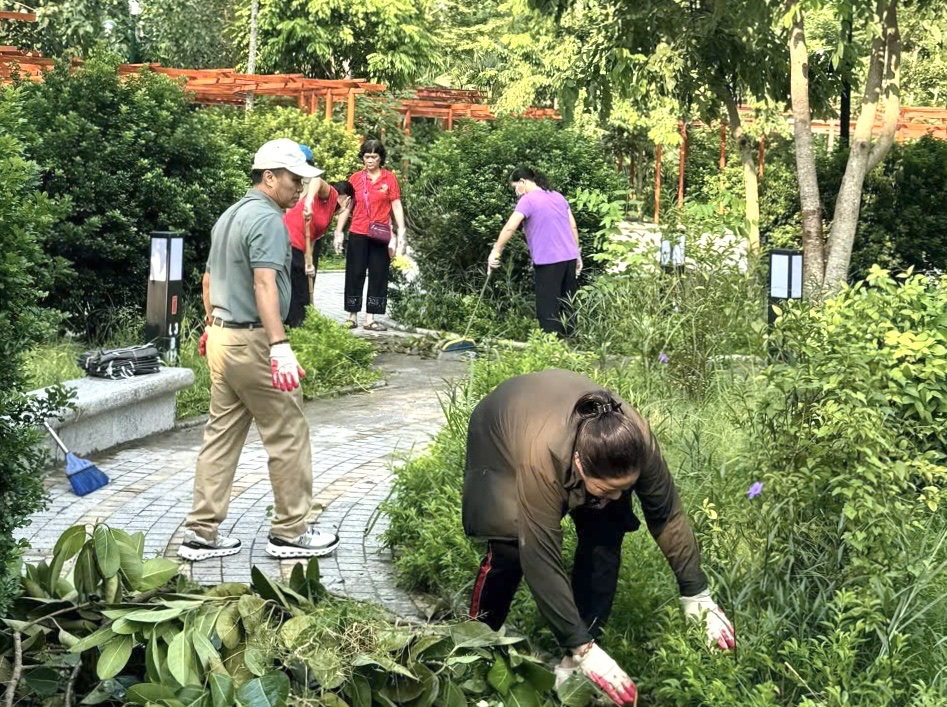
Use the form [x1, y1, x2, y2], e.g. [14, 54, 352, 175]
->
[573, 643, 637, 706]
[269, 342, 306, 391]
[681, 590, 736, 650]
[198, 330, 209, 357]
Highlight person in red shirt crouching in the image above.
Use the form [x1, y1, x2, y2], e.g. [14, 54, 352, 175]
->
[283, 146, 355, 328]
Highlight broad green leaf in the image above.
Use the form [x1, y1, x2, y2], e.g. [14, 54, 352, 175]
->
[345, 673, 372, 707]
[175, 685, 207, 706]
[112, 530, 144, 586]
[376, 627, 414, 653]
[96, 633, 134, 679]
[93, 525, 121, 579]
[235, 672, 290, 707]
[73, 544, 97, 599]
[289, 562, 307, 596]
[439, 680, 466, 707]
[520, 660, 556, 693]
[487, 656, 515, 695]
[216, 604, 242, 649]
[49, 525, 86, 592]
[54, 525, 88, 560]
[70, 626, 116, 653]
[168, 629, 199, 686]
[24, 666, 60, 696]
[353, 653, 415, 679]
[58, 628, 80, 649]
[194, 606, 223, 638]
[450, 621, 521, 648]
[250, 566, 288, 608]
[204, 582, 250, 598]
[125, 606, 187, 623]
[147, 631, 169, 683]
[210, 672, 235, 707]
[244, 646, 270, 677]
[556, 673, 596, 706]
[110, 617, 145, 635]
[126, 683, 178, 704]
[192, 628, 222, 670]
[508, 683, 542, 707]
[139, 557, 180, 590]
[279, 615, 315, 649]
[409, 634, 449, 662]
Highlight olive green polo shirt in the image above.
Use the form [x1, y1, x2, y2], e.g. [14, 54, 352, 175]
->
[205, 189, 291, 323]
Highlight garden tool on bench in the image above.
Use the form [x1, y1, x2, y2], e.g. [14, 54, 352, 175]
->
[439, 269, 491, 357]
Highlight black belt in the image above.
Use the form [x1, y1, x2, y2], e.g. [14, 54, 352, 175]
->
[210, 317, 263, 330]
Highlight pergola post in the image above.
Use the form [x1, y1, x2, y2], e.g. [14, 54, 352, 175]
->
[324, 91, 333, 121]
[403, 108, 412, 177]
[654, 144, 663, 223]
[346, 88, 356, 132]
[309, 91, 319, 115]
[718, 123, 727, 214]
[447, 107, 454, 131]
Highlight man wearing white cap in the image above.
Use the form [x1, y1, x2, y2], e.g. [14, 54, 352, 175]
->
[180, 138, 340, 561]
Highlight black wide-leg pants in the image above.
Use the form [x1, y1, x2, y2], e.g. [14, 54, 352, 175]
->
[344, 232, 390, 315]
[533, 259, 578, 337]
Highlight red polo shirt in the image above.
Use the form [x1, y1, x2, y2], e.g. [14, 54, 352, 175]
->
[349, 169, 401, 235]
[283, 187, 339, 251]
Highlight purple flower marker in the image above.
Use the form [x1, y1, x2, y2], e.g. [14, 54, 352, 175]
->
[658, 352, 669, 364]
[747, 482, 763, 499]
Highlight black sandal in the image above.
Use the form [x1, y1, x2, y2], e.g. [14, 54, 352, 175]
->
[363, 321, 388, 331]
[343, 319, 358, 329]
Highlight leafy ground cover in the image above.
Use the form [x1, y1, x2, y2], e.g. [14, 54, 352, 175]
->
[0, 524, 599, 706]
[382, 268, 947, 705]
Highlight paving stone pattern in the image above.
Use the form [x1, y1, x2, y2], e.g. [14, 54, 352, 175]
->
[19, 272, 468, 617]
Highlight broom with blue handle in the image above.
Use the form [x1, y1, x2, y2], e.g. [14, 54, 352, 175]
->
[43, 421, 110, 496]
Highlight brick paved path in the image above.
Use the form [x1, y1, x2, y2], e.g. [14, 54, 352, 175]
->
[19, 293, 467, 617]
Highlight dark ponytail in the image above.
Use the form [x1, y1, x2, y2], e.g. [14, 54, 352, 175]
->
[509, 166, 550, 190]
[571, 391, 643, 480]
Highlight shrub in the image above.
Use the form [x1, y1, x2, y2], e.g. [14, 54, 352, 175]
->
[0, 130, 70, 614]
[199, 103, 361, 182]
[288, 309, 382, 399]
[383, 268, 947, 703]
[395, 118, 625, 335]
[572, 204, 768, 397]
[2, 55, 247, 339]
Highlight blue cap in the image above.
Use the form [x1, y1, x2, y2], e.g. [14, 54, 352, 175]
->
[298, 144, 314, 164]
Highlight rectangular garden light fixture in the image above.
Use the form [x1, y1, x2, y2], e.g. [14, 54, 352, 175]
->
[768, 248, 803, 325]
[145, 231, 184, 364]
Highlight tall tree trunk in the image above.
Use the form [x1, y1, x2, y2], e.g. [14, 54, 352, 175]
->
[840, 12, 853, 147]
[787, 0, 824, 296]
[245, 0, 260, 110]
[824, 0, 900, 293]
[722, 94, 760, 253]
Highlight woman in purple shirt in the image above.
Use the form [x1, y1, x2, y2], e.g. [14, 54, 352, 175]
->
[488, 167, 583, 337]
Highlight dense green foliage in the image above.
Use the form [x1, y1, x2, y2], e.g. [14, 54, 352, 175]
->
[392, 118, 624, 336]
[229, 0, 439, 88]
[0, 131, 71, 614]
[1, 56, 246, 338]
[383, 268, 947, 704]
[1, 524, 594, 706]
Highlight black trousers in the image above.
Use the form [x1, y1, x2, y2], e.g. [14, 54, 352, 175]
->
[533, 259, 578, 337]
[469, 494, 636, 641]
[286, 241, 323, 328]
[344, 233, 390, 315]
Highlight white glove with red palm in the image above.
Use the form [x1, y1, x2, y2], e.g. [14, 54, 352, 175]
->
[270, 343, 306, 392]
[681, 590, 736, 650]
[572, 642, 637, 706]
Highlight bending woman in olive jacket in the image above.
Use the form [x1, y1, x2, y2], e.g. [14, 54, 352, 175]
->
[463, 369, 734, 706]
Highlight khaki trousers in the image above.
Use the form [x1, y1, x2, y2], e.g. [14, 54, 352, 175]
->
[186, 325, 312, 541]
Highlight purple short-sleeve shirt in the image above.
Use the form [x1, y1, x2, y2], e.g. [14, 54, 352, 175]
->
[514, 189, 579, 265]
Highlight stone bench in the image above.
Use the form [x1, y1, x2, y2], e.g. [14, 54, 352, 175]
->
[31, 367, 195, 458]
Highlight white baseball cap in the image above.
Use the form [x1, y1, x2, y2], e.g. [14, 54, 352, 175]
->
[252, 138, 323, 178]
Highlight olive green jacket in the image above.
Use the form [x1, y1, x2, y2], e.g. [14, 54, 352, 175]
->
[462, 369, 707, 647]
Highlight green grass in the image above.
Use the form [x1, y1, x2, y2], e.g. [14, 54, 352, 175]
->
[23, 341, 84, 390]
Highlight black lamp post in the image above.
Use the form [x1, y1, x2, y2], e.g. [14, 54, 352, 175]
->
[145, 231, 185, 364]
[768, 248, 803, 326]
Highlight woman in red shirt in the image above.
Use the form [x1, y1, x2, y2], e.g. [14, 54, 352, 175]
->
[283, 163, 355, 328]
[333, 139, 406, 331]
